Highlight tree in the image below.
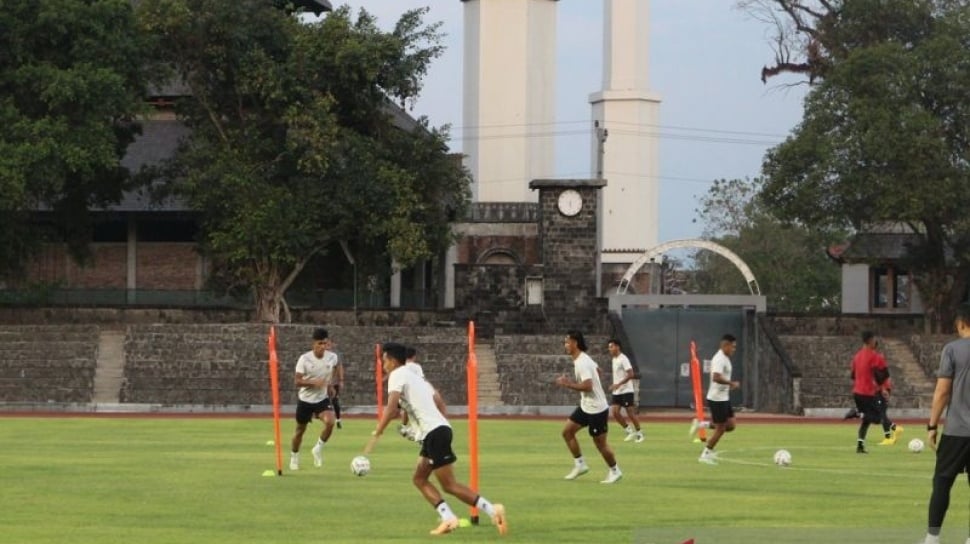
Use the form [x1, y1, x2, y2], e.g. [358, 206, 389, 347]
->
[0, 0, 148, 276]
[741, 0, 952, 84]
[754, 0, 970, 330]
[137, 1, 470, 322]
[693, 177, 843, 312]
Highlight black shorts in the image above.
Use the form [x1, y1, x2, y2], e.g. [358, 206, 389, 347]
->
[420, 426, 457, 468]
[611, 393, 635, 407]
[569, 407, 610, 437]
[707, 400, 734, 424]
[934, 435, 970, 478]
[853, 394, 881, 423]
[295, 398, 332, 424]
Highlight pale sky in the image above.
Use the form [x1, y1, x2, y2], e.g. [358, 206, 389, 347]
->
[335, 0, 808, 242]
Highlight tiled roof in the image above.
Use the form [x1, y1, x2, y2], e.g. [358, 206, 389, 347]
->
[838, 232, 925, 261]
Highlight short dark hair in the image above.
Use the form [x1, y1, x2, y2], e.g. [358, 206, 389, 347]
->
[861, 330, 875, 343]
[721, 334, 736, 343]
[567, 330, 588, 352]
[955, 304, 970, 327]
[405, 346, 417, 360]
[382, 342, 407, 364]
[312, 328, 329, 341]
[608, 338, 622, 349]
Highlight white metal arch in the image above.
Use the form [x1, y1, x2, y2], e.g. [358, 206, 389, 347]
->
[616, 238, 761, 296]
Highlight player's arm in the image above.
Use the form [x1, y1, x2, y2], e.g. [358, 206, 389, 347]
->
[374, 390, 402, 437]
[927, 377, 952, 450]
[555, 375, 593, 392]
[872, 354, 890, 385]
[611, 368, 635, 392]
[433, 389, 447, 415]
[335, 361, 345, 387]
[295, 371, 326, 389]
[711, 371, 739, 389]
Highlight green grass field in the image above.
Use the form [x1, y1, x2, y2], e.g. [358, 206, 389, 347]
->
[0, 415, 961, 543]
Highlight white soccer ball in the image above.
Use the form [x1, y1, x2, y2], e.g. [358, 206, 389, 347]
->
[350, 455, 371, 477]
[909, 438, 925, 453]
[773, 449, 792, 466]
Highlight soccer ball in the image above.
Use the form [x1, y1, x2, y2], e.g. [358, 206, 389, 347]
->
[909, 438, 925, 453]
[350, 455, 371, 477]
[773, 449, 792, 466]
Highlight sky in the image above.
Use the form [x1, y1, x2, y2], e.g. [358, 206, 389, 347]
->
[335, 0, 808, 242]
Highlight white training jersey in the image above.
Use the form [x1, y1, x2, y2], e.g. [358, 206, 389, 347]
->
[574, 352, 609, 414]
[405, 361, 425, 379]
[388, 365, 449, 437]
[611, 353, 635, 395]
[706, 349, 732, 402]
[295, 350, 339, 403]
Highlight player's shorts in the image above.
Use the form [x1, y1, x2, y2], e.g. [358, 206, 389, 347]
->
[934, 435, 970, 477]
[295, 398, 332, 424]
[569, 407, 610, 437]
[611, 392, 635, 407]
[707, 400, 734, 424]
[853, 394, 881, 424]
[421, 425, 457, 468]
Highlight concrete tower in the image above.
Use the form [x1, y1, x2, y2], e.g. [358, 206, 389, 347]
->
[461, 0, 558, 203]
[589, 0, 661, 269]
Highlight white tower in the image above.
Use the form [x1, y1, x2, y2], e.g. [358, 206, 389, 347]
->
[589, 0, 661, 265]
[462, 0, 558, 202]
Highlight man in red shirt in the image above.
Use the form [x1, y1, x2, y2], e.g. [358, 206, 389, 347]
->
[851, 331, 893, 453]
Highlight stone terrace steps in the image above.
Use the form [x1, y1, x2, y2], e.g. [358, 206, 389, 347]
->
[881, 337, 936, 408]
[92, 329, 126, 403]
[780, 335, 932, 410]
[474, 342, 504, 406]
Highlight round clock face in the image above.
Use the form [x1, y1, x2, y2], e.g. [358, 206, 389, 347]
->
[557, 189, 583, 217]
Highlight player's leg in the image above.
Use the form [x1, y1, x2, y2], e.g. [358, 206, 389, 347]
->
[311, 401, 335, 467]
[411, 456, 458, 535]
[699, 401, 728, 463]
[562, 408, 590, 479]
[858, 395, 881, 453]
[877, 396, 898, 445]
[922, 436, 968, 542]
[589, 409, 622, 483]
[610, 398, 630, 436]
[424, 426, 507, 535]
[332, 384, 342, 428]
[622, 396, 643, 442]
[290, 401, 312, 470]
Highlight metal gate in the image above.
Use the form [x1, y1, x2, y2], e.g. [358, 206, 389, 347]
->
[621, 307, 746, 408]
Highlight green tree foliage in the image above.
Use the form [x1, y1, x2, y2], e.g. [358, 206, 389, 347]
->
[136, 1, 470, 322]
[693, 178, 842, 312]
[0, 0, 148, 275]
[753, 0, 970, 330]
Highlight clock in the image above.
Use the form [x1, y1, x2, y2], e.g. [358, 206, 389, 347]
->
[557, 189, 583, 217]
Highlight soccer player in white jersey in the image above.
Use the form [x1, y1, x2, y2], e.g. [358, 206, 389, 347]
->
[608, 338, 644, 443]
[695, 334, 740, 465]
[398, 346, 446, 443]
[289, 327, 339, 470]
[366, 343, 507, 536]
[555, 330, 623, 484]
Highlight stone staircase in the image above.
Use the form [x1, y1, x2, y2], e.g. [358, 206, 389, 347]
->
[880, 337, 936, 409]
[92, 328, 126, 403]
[474, 342, 504, 407]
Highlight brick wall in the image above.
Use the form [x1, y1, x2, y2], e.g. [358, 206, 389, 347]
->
[137, 243, 199, 289]
[0, 325, 99, 402]
[69, 244, 127, 289]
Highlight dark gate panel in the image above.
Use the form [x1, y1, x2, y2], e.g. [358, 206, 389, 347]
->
[622, 308, 745, 408]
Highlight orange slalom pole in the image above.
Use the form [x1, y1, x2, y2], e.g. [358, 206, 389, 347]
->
[689, 341, 707, 442]
[375, 343, 384, 420]
[466, 321, 480, 525]
[268, 326, 283, 475]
